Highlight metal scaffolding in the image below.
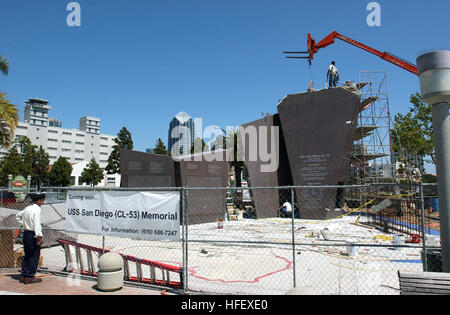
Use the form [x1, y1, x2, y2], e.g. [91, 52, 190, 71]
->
[348, 71, 419, 230]
[352, 70, 395, 184]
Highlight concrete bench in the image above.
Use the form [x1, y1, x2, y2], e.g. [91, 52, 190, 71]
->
[398, 271, 450, 295]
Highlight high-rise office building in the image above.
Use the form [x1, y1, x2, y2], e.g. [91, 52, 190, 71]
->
[168, 111, 196, 155]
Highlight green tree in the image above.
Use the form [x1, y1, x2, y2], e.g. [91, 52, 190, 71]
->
[225, 128, 245, 188]
[0, 147, 25, 186]
[0, 56, 18, 149]
[48, 156, 72, 187]
[79, 158, 104, 187]
[0, 137, 50, 188]
[18, 137, 36, 177]
[106, 127, 133, 174]
[422, 174, 437, 183]
[33, 146, 50, 189]
[153, 138, 169, 155]
[212, 128, 244, 187]
[0, 92, 19, 149]
[15, 136, 50, 189]
[391, 93, 450, 181]
[391, 93, 438, 164]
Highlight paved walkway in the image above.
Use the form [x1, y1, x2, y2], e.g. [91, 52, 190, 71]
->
[0, 271, 169, 295]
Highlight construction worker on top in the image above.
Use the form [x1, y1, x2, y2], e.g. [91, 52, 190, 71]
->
[327, 61, 339, 88]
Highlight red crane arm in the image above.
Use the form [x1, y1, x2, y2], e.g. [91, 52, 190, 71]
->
[307, 31, 418, 75]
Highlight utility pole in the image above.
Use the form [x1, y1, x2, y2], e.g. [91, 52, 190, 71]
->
[417, 50, 450, 272]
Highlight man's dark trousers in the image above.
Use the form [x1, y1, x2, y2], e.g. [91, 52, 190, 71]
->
[21, 231, 41, 278]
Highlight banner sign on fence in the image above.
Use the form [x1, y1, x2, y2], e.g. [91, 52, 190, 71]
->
[66, 191, 180, 241]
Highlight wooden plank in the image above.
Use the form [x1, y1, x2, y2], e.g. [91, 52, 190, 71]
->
[398, 271, 450, 295]
[400, 281, 450, 289]
[401, 275, 450, 282]
[400, 279, 450, 287]
[401, 282, 450, 291]
[401, 287, 450, 295]
[399, 271, 450, 281]
[402, 277, 450, 284]
[400, 274, 450, 281]
[400, 275, 450, 283]
[402, 291, 439, 295]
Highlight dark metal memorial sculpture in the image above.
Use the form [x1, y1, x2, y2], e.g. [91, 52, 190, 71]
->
[120, 149, 176, 188]
[174, 151, 228, 225]
[120, 86, 361, 222]
[277, 87, 361, 219]
[240, 114, 292, 218]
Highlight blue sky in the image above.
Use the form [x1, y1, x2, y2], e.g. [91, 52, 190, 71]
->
[0, 0, 449, 171]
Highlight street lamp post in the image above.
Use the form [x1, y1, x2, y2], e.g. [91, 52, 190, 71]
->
[417, 50, 450, 272]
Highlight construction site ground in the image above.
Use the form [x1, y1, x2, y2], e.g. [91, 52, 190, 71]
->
[0, 197, 442, 296]
[1, 213, 439, 295]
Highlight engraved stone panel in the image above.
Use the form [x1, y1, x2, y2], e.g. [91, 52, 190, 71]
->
[120, 149, 176, 188]
[175, 151, 228, 224]
[277, 87, 360, 219]
[240, 114, 292, 218]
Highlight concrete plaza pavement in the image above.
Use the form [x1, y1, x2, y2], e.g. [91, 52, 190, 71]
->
[0, 270, 170, 295]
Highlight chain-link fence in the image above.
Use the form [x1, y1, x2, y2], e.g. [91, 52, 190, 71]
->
[0, 184, 442, 295]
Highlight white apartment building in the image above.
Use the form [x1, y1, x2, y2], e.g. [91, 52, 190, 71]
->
[71, 161, 121, 187]
[2, 98, 117, 169]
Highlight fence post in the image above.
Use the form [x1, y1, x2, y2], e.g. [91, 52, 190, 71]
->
[419, 183, 428, 272]
[290, 188, 296, 288]
[182, 187, 189, 293]
[7, 175, 12, 192]
[181, 187, 185, 292]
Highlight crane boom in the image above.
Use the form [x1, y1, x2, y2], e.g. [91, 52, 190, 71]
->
[285, 31, 418, 75]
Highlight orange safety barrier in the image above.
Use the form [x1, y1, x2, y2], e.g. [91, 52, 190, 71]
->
[58, 239, 183, 289]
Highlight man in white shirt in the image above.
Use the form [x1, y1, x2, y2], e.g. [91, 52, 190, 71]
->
[16, 193, 46, 284]
[327, 61, 339, 88]
[278, 201, 292, 218]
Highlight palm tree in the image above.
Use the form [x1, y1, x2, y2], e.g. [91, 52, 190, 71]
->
[0, 55, 19, 149]
[226, 128, 246, 188]
[0, 55, 8, 75]
[0, 92, 19, 149]
[214, 127, 245, 187]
